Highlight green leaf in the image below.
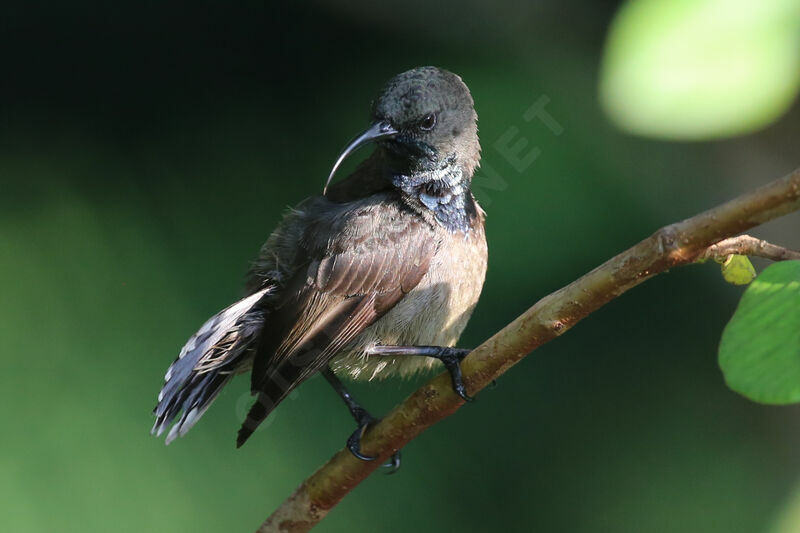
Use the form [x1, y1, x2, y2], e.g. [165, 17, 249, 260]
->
[719, 260, 800, 404]
[720, 255, 757, 285]
[600, 0, 800, 140]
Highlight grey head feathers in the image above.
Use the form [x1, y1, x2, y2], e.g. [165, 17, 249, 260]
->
[373, 66, 480, 178]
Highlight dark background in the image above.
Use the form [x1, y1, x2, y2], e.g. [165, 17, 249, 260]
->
[3, 2, 800, 532]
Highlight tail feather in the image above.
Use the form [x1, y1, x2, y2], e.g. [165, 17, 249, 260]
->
[236, 387, 290, 448]
[161, 372, 233, 444]
[236, 362, 309, 447]
[236, 392, 271, 447]
[152, 287, 273, 443]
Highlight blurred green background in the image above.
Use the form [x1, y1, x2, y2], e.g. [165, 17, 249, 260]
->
[3, 2, 800, 532]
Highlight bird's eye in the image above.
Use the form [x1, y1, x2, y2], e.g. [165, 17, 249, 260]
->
[419, 113, 437, 131]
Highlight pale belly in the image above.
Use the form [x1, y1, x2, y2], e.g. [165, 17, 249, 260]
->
[331, 225, 488, 381]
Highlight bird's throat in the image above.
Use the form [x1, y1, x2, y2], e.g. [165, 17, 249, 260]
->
[391, 156, 476, 233]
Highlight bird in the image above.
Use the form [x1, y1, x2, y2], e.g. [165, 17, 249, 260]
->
[152, 66, 488, 466]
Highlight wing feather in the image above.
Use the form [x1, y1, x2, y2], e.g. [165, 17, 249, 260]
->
[237, 210, 437, 446]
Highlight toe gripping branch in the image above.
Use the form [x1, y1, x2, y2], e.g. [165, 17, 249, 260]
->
[322, 345, 474, 471]
[368, 345, 474, 402]
[322, 367, 401, 472]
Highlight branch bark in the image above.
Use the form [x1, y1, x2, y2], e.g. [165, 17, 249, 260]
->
[699, 234, 800, 262]
[258, 167, 800, 533]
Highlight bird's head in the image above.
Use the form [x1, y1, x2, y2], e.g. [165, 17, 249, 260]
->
[324, 67, 480, 195]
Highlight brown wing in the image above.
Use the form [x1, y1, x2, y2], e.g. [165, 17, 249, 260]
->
[237, 207, 436, 446]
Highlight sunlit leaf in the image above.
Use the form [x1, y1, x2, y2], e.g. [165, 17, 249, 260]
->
[719, 261, 800, 404]
[600, 0, 800, 139]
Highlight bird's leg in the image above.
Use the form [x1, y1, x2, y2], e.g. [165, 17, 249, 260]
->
[366, 345, 474, 402]
[321, 366, 401, 472]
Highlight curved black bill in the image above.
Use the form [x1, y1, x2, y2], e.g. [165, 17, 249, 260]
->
[324, 121, 398, 195]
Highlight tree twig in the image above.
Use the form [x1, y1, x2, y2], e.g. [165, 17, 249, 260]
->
[699, 234, 800, 262]
[257, 168, 800, 533]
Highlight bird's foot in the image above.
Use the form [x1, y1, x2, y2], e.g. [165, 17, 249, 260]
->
[436, 348, 473, 402]
[346, 407, 377, 460]
[382, 450, 401, 474]
[346, 407, 401, 471]
[322, 367, 401, 470]
[366, 345, 476, 402]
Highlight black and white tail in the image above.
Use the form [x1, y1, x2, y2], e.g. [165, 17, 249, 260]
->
[152, 287, 273, 444]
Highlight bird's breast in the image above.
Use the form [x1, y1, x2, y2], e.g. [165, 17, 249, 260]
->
[334, 221, 488, 380]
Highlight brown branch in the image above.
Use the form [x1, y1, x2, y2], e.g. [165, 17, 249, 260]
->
[257, 168, 800, 533]
[699, 234, 800, 262]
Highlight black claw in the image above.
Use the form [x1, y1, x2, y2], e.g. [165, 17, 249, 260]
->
[439, 349, 473, 402]
[382, 451, 401, 474]
[456, 385, 474, 402]
[346, 409, 379, 461]
[347, 422, 377, 461]
[346, 414, 403, 472]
